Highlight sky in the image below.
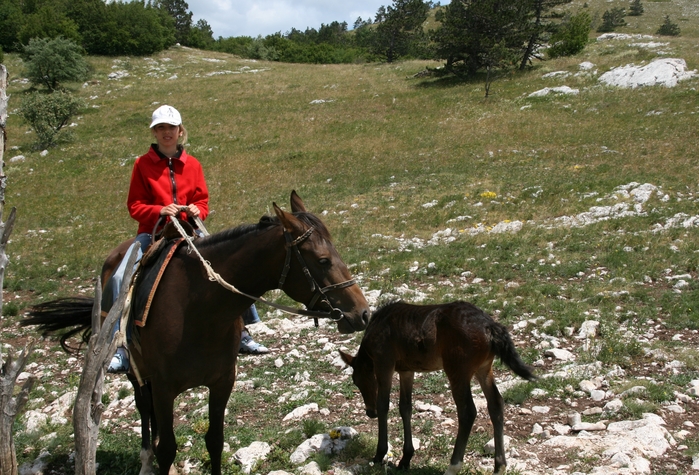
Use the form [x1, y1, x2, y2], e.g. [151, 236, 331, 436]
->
[186, 0, 403, 39]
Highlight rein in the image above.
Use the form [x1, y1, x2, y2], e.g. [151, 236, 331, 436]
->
[170, 217, 355, 324]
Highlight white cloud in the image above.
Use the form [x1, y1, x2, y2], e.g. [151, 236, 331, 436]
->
[187, 0, 393, 38]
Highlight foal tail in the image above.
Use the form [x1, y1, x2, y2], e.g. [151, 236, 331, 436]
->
[488, 321, 537, 381]
[21, 297, 95, 354]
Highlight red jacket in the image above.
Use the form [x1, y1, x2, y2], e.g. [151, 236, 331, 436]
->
[127, 145, 209, 235]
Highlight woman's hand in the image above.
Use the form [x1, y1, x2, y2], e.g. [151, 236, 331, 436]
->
[185, 204, 201, 217]
[160, 203, 181, 217]
[160, 203, 200, 217]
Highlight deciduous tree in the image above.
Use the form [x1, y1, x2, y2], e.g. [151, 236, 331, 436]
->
[21, 37, 90, 91]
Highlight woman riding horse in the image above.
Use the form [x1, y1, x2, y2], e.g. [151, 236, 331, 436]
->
[106, 104, 264, 373]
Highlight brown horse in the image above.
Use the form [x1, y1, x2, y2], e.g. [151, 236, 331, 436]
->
[25, 191, 370, 475]
[339, 300, 535, 475]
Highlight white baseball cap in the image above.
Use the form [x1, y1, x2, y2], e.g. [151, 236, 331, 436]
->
[150, 105, 182, 128]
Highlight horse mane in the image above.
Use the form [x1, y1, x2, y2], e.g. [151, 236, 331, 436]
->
[364, 299, 403, 330]
[196, 211, 331, 249]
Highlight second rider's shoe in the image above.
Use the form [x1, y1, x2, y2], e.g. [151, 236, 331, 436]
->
[239, 330, 270, 354]
[107, 347, 130, 374]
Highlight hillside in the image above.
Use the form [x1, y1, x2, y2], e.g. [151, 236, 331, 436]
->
[2, 0, 699, 473]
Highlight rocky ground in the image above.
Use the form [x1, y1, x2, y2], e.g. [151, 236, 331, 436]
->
[5, 284, 699, 475]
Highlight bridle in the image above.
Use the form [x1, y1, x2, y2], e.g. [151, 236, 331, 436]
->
[277, 226, 357, 324]
[168, 216, 358, 325]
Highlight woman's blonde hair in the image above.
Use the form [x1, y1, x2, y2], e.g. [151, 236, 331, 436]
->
[179, 125, 188, 146]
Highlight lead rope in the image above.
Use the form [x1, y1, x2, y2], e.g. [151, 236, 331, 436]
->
[170, 218, 340, 319]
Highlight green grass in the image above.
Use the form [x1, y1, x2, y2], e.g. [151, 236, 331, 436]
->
[3, 0, 699, 472]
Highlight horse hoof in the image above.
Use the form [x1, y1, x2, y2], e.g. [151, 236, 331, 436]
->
[138, 448, 155, 475]
[443, 462, 463, 475]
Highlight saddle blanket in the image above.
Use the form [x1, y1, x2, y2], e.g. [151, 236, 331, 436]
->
[132, 237, 185, 327]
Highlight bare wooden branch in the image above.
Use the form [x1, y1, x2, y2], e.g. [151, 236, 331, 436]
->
[73, 244, 139, 475]
[0, 340, 36, 475]
[0, 207, 16, 313]
[0, 64, 8, 214]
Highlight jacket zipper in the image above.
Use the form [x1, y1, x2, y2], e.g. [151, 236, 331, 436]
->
[167, 158, 178, 205]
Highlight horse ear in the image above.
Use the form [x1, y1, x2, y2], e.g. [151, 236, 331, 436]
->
[290, 190, 307, 213]
[273, 202, 302, 233]
[339, 350, 354, 367]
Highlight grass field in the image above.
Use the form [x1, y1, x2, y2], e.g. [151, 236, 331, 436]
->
[2, 0, 699, 472]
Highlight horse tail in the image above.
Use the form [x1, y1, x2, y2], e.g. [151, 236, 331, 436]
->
[22, 297, 95, 354]
[488, 321, 537, 381]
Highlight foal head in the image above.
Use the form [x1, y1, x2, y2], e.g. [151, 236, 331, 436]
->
[339, 349, 378, 418]
[273, 191, 370, 334]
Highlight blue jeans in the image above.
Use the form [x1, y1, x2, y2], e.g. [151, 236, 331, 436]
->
[104, 233, 152, 339]
[243, 304, 260, 325]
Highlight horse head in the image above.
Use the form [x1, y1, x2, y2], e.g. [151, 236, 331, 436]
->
[273, 191, 370, 334]
[339, 349, 378, 418]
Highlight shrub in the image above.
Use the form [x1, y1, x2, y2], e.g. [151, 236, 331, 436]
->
[18, 91, 86, 149]
[21, 37, 90, 91]
[548, 11, 592, 58]
[656, 15, 680, 36]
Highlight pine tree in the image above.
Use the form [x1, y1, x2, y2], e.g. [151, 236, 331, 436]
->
[628, 0, 643, 16]
[597, 7, 626, 33]
[155, 0, 193, 45]
[657, 15, 680, 36]
[374, 0, 431, 63]
[433, 0, 531, 75]
[519, 0, 572, 70]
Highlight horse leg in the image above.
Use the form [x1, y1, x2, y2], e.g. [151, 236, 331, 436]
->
[476, 365, 506, 475]
[151, 386, 178, 475]
[128, 376, 156, 475]
[397, 371, 415, 469]
[205, 382, 234, 475]
[373, 367, 394, 465]
[444, 365, 477, 475]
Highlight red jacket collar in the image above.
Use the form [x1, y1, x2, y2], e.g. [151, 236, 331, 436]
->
[147, 144, 188, 164]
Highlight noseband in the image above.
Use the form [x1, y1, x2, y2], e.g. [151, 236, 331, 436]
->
[278, 226, 357, 324]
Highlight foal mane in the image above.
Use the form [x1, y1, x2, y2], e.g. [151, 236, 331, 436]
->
[196, 211, 331, 249]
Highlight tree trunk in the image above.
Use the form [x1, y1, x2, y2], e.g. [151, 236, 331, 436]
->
[0, 62, 33, 475]
[520, 1, 543, 70]
[73, 245, 139, 475]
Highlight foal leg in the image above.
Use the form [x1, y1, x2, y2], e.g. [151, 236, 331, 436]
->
[206, 382, 234, 475]
[373, 367, 395, 465]
[397, 371, 415, 469]
[476, 366, 506, 475]
[444, 366, 477, 475]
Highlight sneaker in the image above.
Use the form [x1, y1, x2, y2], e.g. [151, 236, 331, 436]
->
[239, 331, 270, 354]
[107, 347, 130, 373]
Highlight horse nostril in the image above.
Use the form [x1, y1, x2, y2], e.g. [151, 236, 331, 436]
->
[362, 310, 370, 326]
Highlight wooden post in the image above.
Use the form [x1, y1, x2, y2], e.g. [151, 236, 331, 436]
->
[0, 61, 30, 475]
[73, 245, 139, 475]
[0, 64, 13, 310]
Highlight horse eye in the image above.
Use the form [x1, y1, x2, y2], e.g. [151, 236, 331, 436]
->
[318, 258, 331, 266]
